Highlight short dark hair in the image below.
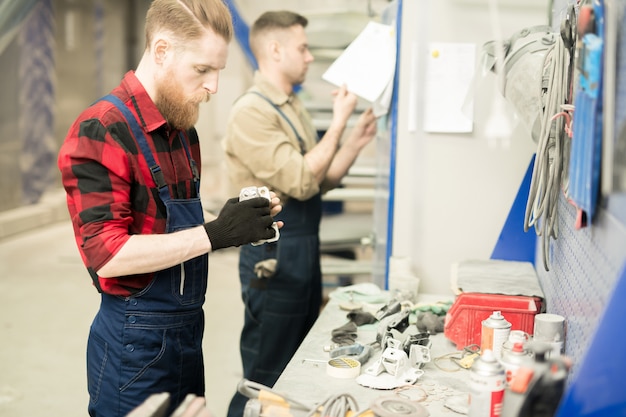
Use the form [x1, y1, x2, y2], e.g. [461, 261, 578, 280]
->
[251, 10, 308, 34]
[249, 11, 308, 57]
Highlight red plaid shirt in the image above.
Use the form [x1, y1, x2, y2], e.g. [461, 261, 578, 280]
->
[58, 71, 202, 296]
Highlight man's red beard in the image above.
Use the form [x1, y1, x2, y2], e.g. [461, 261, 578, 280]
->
[155, 74, 210, 130]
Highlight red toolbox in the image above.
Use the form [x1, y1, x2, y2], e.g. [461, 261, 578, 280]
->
[444, 292, 544, 350]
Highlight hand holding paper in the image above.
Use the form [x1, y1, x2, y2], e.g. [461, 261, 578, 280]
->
[322, 21, 397, 104]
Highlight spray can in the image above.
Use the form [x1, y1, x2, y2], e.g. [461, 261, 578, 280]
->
[480, 311, 511, 360]
[500, 331, 532, 385]
[500, 342, 532, 386]
[468, 349, 506, 417]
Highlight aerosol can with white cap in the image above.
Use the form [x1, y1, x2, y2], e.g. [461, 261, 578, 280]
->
[468, 349, 506, 417]
[480, 311, 512, 360]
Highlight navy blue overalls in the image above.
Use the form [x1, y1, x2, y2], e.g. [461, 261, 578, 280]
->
[227, 92, 323, 417]
[86, 95, 208, 417]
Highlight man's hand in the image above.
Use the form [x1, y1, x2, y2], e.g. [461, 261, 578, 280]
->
[330, 84, 358, 129]
[268, 190, 284, 229]
[347, 107, 377, 149]
[203, 197, 276, 251]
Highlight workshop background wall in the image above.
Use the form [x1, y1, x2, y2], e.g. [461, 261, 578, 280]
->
[393, 0, 626, 385]
[392, 0, 547, 295]
[0, 0, 132, 213]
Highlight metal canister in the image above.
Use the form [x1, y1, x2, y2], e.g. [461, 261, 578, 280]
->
[500, 331, 532, 385]
[468, 349, 506, 417]
[500, 342, 532, 386]
[480, 311, 511, 360]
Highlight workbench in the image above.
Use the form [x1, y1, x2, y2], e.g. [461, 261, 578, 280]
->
[268, 291, 472, 416]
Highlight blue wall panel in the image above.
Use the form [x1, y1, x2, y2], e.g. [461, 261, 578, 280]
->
[536, 0, 626, 405]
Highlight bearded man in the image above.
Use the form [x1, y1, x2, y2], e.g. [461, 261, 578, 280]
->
[57, 1, 282, 416]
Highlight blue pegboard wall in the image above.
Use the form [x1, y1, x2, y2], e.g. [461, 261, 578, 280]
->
[555, 263, 626, 416]
[534, 0, 626, 389]
[535, 194, 626, 382]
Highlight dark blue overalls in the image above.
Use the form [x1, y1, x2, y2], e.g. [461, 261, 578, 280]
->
[227, 92, 323, 417]
[86, 95, 208, 417]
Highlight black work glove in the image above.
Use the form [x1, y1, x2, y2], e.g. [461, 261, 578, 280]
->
[203, 197, 275, 251]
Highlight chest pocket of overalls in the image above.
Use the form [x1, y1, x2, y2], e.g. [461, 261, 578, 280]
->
[165, 197, 208, 306]
[151, 136, 207, 306]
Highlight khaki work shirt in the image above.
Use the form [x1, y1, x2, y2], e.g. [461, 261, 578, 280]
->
[222, 72, 325, 202]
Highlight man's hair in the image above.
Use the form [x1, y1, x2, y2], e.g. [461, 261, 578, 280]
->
[145, 0, 233, 50]
[249, 10, 308, 58]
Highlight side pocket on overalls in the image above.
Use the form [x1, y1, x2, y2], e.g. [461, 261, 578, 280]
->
[86, 331, 109, 405]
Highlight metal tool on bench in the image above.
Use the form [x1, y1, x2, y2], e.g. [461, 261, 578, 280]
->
[328, 342, 373, 364]
[357, 337, 425, 389]
[239, 378, 428, 417]
[500, 344, 570, 417]
[374, 299, 402, 321]
[357, 311, 432, 389]
[375, 310, 432, 367]
[240, 379, 311, 417]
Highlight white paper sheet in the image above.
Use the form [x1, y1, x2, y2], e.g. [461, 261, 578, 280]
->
[423, 43, 476, 133]
[322, 21, 397, 103]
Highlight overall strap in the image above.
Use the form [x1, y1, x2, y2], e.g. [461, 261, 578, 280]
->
[101, 94, 167, 190]
[100, 94, 200, 195]
[179, 134, 200, 188]
[248, 91, 307, 155]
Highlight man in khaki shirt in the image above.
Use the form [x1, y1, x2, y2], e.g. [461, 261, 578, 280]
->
[222, 11, 377, 417]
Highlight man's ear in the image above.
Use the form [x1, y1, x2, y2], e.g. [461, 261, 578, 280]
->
[269, 40, 282, 62]
[154, 38, 170, 65]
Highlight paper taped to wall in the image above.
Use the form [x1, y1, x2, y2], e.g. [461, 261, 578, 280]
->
[423, 42, 476, 133]
[322, 21, 397, 103]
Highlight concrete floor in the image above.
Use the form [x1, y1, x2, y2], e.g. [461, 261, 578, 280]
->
[0, 220, 245, 417]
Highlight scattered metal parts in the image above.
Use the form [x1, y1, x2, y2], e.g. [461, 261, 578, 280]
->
[329, 343, 373, 364]
[375, 299, 402, 321]
[408, 344, 432, 369]
[357, 338, 425, 389]
[369, 396, 430, 417]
